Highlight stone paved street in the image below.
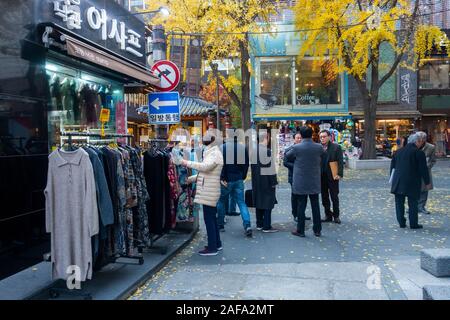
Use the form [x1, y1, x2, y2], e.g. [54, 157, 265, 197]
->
[129, 161, 450, 300]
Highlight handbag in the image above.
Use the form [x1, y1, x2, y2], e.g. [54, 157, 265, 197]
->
[245, 189, 255, 208]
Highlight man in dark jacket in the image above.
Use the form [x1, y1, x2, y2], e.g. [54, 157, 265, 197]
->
[283, 132, 310, 221]
[218, 129, 252, 237]
[286, 126, 326, 237]
[390, 133, 431, 229]
[319, 130, 344, 224]
[251, 131, 278, 233]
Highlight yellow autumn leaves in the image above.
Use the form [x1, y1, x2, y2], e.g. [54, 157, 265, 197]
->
[293, 0, 447, 79]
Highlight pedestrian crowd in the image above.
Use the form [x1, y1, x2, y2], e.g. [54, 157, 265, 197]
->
[180, 127, 437, 256]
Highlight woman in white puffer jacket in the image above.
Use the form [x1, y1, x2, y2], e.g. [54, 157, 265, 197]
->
[182, 133, 224, 256]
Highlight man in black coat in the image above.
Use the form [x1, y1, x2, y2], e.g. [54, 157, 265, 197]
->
[319, 130, 344, 224]
[283, 132, 311, 221]
[390, 133, 431, 229]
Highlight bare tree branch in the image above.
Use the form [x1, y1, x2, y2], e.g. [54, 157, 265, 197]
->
[208, 61, 242, 110]
[356, 0, 363, 11]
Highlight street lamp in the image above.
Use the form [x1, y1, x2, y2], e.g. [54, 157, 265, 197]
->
[212, 63, 220, 131]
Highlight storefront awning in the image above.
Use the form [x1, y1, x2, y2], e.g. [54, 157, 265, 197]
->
[64, 35, 160, 86]
[252, 112, 351, 121]
[350, 110, 422, 120]
[41, 24, 160, 87]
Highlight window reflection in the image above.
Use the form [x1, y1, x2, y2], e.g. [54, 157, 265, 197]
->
[295, 59, 340, 105]
[419, 58, 450, 89]
[259, 60, 292, 107]
[0, 97, 47, 156]
[256, 57, 341, 111]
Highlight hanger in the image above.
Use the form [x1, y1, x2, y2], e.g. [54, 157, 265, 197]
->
[61, 140, 78, 152]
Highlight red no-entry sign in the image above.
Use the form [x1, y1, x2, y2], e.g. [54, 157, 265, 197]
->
[151, 60, 181, 92]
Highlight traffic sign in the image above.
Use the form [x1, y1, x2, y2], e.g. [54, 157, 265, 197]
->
[148, 92, 180, 124]
[151, 60, 181, 92]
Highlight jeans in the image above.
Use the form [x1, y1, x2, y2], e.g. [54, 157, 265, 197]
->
[395, 194, 419, 227]
[256, 208, 272, 230]
[217, 180, 251, 229]
[225, 194, 237, 214]
[203, 205, 222, 251]
[293, 194, 322, 234]
[418, 191, 429, 213]
[321, 175, 340, 218]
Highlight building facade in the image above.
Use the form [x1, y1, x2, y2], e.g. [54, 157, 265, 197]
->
[249, 10, 418, 150]
[417, 29, 450, 156]
[0, 0, 158, 280]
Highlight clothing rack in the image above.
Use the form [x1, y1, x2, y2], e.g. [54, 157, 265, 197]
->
[141, 138, 172, 255]
[63, 131, 142, 258]
[46, 131, 142, 300]
[62, 131, 133, 145]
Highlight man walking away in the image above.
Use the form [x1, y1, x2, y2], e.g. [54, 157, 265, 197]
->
[217, 129, 252, 237]
[416, 131, 436, 215]
[286, 126, 325, 237]
[284, 132, 311, 222]
[251, 131, 279, 233]
[390, 133, 431, 229]
[319, 130, 344, 224]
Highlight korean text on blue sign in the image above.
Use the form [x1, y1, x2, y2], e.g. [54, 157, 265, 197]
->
[148, 92, 180, 124]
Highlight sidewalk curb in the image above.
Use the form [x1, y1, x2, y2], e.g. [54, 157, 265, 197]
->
[118, 228, 199, 300]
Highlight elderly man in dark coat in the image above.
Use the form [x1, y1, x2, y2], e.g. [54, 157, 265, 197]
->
[251, 131, 278, 233]
[285, 126, 326, 237]
[416, 131, 437, 215]
[390, 133, 431, 229]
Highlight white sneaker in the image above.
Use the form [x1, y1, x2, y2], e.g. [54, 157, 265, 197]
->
[262, 228, 279, 233]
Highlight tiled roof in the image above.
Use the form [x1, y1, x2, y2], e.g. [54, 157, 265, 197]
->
[179, 96, 215, 117]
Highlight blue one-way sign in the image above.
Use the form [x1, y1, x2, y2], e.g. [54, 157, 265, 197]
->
[148, 92, 180, 124]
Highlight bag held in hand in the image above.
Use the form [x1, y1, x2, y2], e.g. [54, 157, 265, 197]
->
[245, 189, 255, 208]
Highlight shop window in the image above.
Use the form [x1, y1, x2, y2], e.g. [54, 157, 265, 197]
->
[45, 60, 124, 150]
[357, 119, 415, 146]
[255, 56, 346, 112]
[258, 59, 292, 106]
[419, 58, 450, 89]
[295, 59, 341, 105]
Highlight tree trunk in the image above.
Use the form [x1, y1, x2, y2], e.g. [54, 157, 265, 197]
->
[361, 96, 378, 159]
[239, 36, 251, 131]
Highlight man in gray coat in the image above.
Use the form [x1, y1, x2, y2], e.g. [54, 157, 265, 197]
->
[285, 126, 326, 237]
[416, 131, 437, 215]
[283, 132, 311, 222]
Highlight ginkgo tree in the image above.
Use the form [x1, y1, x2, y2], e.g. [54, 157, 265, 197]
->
[293, 0, 447, 159]
[144, 0, 277, 130]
